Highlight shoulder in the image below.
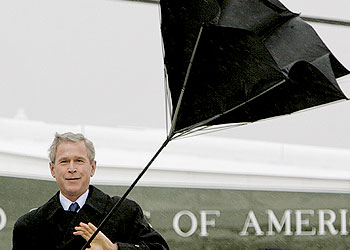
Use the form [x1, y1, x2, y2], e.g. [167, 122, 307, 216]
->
[110, 195, 145, 223]
[90, 186, 143, 216]
[14, 209, 38, 230]
[90, 185, 141, 208]
[14, 192, 60, 230]
[115, 196, 140, 210]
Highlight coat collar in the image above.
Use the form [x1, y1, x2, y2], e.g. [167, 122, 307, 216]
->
[84, 185, 108, 215]
[41, 185, 108, 221]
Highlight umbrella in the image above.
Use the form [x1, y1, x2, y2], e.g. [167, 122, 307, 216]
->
[161, 0, 349, 136]
[82, 0, 349, 248]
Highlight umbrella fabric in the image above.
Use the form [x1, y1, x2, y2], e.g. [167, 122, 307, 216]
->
[160, 0, 349, 134]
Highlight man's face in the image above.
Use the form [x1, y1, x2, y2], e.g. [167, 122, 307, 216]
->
[49, 141, 96, 201]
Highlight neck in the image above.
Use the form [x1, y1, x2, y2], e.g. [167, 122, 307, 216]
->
[59, 189, 90, 212]
[63, 193, 80, 202]
[65, 195, 79, 202]
[62, 189, 87, 202]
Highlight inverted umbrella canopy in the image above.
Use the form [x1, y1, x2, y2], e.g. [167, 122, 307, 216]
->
[160, 0, 349, 135]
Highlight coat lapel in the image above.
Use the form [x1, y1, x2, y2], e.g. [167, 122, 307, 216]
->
[55, 186, 109, 249]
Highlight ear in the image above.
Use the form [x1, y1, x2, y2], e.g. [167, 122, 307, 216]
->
[90, 160, 96, 177]
[49, 162, 56, 178]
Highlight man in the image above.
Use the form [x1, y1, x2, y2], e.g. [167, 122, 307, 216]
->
[12, 132, 169, 250]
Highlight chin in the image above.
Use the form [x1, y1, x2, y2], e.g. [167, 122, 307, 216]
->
[64, 185, 83, 196]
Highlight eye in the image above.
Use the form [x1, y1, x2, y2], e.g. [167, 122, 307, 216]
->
[57, 159, 68, 165]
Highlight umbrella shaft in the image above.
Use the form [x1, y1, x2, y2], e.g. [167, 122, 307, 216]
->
[80, 137, 171, 250]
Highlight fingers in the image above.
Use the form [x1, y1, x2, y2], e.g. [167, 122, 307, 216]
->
[73, 222, 96, 240]
[74, 222, 116, 250]
[87, 223, 108, 238]
[87, 222, 98, 231]
[83, 222, 95, 235]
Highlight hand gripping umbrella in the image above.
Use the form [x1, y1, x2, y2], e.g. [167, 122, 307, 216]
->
[81, 0, 349, 248]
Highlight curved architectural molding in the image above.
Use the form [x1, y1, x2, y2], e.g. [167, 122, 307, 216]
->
[0, 118, 350, 193]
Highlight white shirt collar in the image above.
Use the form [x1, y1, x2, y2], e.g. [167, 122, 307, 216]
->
[59, 189, 89, 212]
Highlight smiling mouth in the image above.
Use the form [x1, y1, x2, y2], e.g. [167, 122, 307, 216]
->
[66, 177, 80, 181]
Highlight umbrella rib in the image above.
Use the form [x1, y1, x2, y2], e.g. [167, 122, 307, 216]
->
[159, 6, 173, 136]
[172, 125, 210, 139]
[169, 25, 204, 138]
[175, 79, 287, 135]
[164, 68, 171, 135]
[173, 123, 248, 140]
[301, 15, 350, 27]
[113, 0, 159, 4]
[287, 99, 348, 115]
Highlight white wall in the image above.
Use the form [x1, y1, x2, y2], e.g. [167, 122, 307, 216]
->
[1, 118, 350, 193]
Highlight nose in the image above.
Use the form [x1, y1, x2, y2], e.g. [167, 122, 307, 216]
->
[68, 160, 77, 173]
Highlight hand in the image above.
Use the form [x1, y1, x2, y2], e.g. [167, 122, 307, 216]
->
[74, 222, 118, 250]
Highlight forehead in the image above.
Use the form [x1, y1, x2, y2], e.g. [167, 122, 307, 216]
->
[55, 141, 89, 160]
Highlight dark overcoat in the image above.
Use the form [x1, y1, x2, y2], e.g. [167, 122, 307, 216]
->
[12, 185, 169, 250]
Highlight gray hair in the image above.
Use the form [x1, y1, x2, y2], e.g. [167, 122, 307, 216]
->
[48, 132, 95, 164]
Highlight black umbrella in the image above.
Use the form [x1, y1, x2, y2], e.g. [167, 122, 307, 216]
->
[161, 0, 349, 136]
[82, 0, 349, 248]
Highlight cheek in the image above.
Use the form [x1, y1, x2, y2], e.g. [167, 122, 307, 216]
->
[54, 168, 66, 178]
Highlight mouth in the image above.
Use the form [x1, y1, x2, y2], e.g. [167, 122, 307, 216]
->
[65, 177, 81, 181]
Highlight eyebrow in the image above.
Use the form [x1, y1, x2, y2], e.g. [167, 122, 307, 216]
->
[56, 156, 88, 162]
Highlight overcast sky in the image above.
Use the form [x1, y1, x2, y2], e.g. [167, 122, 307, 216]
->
[0, 0, 349, 148]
